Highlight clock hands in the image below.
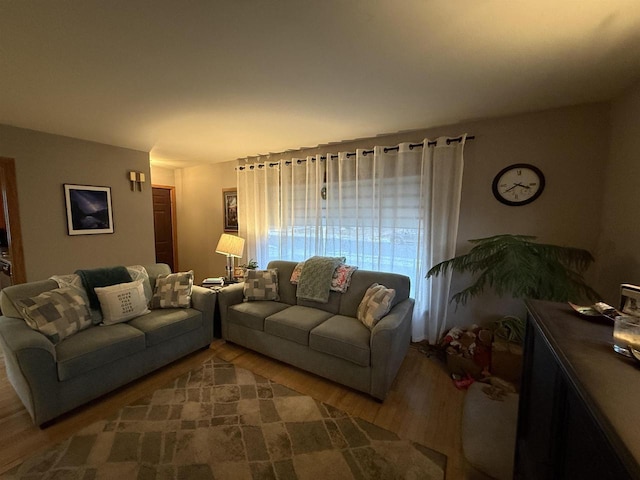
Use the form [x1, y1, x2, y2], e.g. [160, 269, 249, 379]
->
[504, 182, 532, 193]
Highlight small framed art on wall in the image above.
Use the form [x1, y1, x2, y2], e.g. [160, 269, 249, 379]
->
[64, 184, 114, 235]
[223, 188, 238, 232]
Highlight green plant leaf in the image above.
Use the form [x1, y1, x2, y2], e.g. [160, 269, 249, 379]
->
[427, 234, 600, 305]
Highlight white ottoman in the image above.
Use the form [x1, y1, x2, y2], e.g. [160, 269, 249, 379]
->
[462, 382, 519, 480]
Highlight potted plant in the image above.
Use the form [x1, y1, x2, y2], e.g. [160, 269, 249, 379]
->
[238, 259, 259, 278]
[428, 234, 600, 383]
[427, 234, 600, 306]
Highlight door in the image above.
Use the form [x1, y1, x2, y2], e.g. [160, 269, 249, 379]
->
[0, 157, 25, 284]
[152, 186, 177, 272]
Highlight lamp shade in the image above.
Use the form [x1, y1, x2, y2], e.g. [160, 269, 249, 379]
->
[215, 234, 245, 258]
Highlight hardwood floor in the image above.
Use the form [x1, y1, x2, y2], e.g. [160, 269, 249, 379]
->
[0, 341, 467, 479]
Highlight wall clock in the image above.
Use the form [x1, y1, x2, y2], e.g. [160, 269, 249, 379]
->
[492, 163, 545, 206]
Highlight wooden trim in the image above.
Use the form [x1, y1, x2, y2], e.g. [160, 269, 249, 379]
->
[0, 158, 26, 284]
[151, 184, 179, 272]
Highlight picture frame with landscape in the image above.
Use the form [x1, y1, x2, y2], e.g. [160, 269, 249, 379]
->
[64, 184, 114, 235]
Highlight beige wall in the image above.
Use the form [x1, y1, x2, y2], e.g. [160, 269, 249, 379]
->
[0, 125, 155, 280]
[175, 161, 237, 283]
[595, 80, 640, 304]
[150, 165, 176, 187]
[445, 103, 610, 327]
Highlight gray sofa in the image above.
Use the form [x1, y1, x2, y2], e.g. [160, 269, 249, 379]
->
[218, 260, 413, 400]
[0, 263, 215, 426]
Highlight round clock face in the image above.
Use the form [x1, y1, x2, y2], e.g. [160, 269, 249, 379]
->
[492, 163, 545, 206]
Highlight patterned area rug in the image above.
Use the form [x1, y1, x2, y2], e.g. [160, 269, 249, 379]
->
[5, 358, 447, 479]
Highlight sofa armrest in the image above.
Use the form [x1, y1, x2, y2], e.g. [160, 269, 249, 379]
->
[369, 297, 414, 399]
[0, 317, 56, 359]
[191, 285, 216, 313]
[0, 316, 59, 424]
[190, 286, 216, 340]
[217, 283, 245, 339]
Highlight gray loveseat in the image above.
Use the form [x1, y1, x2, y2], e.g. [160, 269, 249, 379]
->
[218, 260, 413, 400]
[0, 263, 215, 426]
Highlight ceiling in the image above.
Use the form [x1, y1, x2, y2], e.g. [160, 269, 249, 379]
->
[2, 1, 640, 168]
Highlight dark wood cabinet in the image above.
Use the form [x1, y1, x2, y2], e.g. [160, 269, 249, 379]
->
[515, 300, 640, 480]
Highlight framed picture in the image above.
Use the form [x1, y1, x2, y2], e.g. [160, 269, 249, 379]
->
[223, 188, 238, 232]
[64, 184, 114, 235]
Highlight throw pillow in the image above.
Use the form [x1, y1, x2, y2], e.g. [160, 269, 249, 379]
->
[330, 264, 358, 293]
[150, 270, 194, 309]
[50, 273, 103, 325]
[357, 283, 396, 329]
[126, 265, 153, 305]
[290, 262, 304, 284]
[15, 287, 92, 344]
[244, 268, 279, 301]
[95, 279, 151, 325]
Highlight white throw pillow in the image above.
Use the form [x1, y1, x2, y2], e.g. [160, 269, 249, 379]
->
[95, 279, 151, 325]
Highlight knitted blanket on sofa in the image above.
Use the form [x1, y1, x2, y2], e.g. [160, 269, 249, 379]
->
[75, 266, 132, 310]
[296, 256, 344, 303]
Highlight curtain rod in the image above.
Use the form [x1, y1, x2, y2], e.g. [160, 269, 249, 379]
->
[237, 135, 474, 170]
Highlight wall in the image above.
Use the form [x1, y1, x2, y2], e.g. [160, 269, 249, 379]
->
[0, 125, 155, 280]
[445, 103, 610, 328]
[175, 161, 237, 283]
[177, 102, 610, 329]
[150, 165, 176, 186]
[595, 80, 640, 304]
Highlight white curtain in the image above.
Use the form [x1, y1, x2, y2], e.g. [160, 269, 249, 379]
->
[237, 135, 466, 343]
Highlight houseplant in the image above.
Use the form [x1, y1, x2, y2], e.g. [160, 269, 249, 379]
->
[427, 234, 600, 306]
[428, 234, 600, 383]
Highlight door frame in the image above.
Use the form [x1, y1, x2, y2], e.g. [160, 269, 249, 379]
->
[0, 157, 26, 284]
[152, 184, 179, 272]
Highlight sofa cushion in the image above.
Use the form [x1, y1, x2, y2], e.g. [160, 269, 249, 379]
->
[150, 271, 194, 309]
[15, 288, 93, 345]
[264, 306, 333, 346]
[127, 308, 203, 347]
[243, 269, 279, 301]
[266, 261, 297, 305]
[357, 283, 396, 329]
[309, 315, 371, 367]
[56, 323, 146, 381]
[95, 279, 151, 325]
[228, 301, 290, 331]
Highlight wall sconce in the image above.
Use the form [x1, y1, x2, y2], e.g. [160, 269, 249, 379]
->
[128, 171, 146, 191]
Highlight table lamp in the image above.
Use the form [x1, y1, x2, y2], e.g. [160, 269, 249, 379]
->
[215, 234, 245, 283]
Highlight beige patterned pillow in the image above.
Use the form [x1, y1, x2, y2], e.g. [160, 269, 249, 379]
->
[244, 269, 279, 301]
[95, 279, 151, 324]
[150, 270, 194, 309]
[357, 283, 396, 329]
[15, 288, 92, 344]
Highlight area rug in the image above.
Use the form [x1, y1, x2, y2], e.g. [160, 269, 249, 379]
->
[4, 358, 447, 479]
